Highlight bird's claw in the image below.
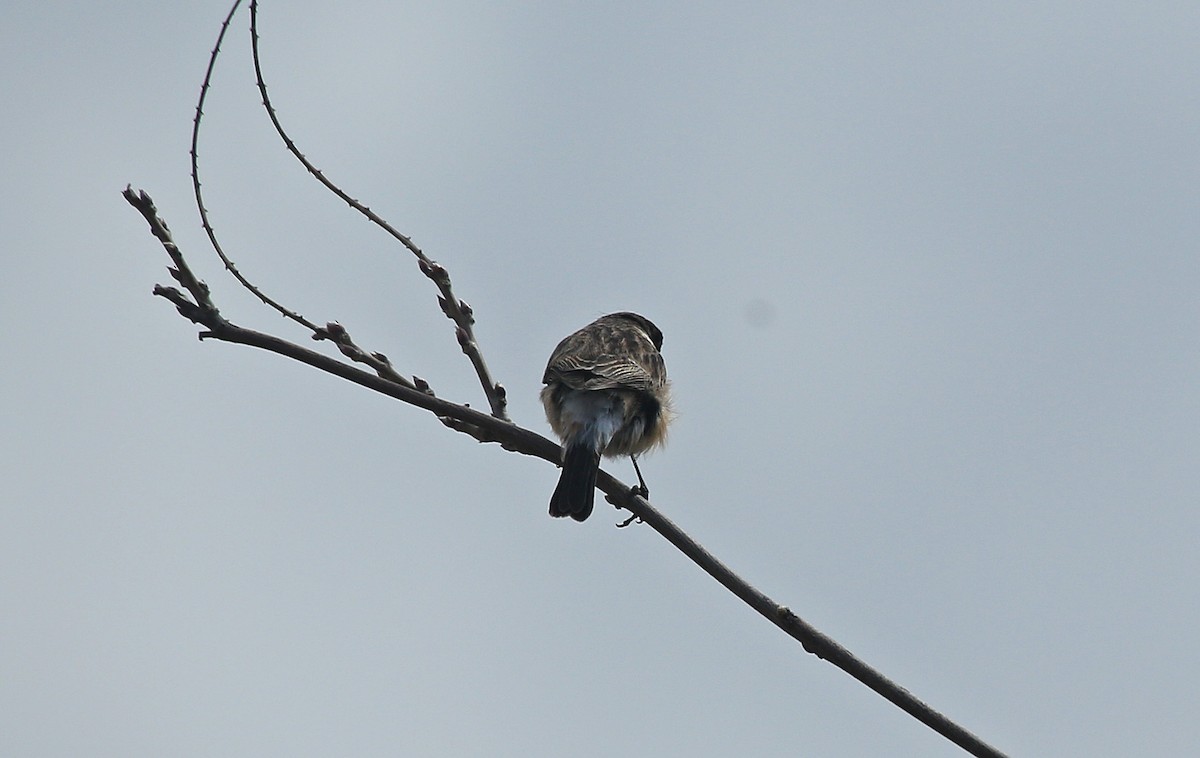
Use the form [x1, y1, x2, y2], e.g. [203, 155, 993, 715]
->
[615, 512, 642, 528]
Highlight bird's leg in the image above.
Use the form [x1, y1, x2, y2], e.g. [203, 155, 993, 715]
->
[630, 454, 649, 499]
[614, 456, 650, 528]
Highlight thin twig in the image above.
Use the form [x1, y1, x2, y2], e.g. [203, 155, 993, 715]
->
[317, 322, 418, 389]
[124, 186, 223, 326]
[190, 0, 317, 332]
[188, 0, 417, 390]
[247, 0, 508, 420]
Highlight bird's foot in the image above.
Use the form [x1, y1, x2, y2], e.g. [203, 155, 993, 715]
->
[616, 512, 643, 528]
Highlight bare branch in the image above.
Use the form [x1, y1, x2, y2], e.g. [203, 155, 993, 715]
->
[125, 186, 1007, 758]
[130, 187, 531, 451]
[127, 5, 1010, 755]
[247, 0, 508, 420]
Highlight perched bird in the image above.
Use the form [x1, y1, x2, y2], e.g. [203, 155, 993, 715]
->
[541, 312, 671, 521]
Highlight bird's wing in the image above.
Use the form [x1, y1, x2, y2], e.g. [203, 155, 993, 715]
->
[547, 354, 658, 391]
[542, 316, 666, 392]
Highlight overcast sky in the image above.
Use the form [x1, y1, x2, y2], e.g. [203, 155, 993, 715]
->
[3, 2, 1198, 756]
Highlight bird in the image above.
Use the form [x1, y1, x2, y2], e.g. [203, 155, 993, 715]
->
[541, 312, 671, 521]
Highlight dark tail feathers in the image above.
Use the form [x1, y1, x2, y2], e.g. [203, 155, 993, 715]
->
[549, 443, 601, 521]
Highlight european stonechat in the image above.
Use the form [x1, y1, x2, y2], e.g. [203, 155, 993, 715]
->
[541, 312, 671, 521]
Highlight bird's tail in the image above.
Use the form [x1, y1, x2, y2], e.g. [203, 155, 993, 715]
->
[549, 443, 601, 521]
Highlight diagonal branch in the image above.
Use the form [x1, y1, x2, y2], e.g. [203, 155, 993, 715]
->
[247, 0, 508, 420]
[124, 185, 1007, 758]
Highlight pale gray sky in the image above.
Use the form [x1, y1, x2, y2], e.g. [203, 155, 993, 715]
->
[3, 2, 1198, 756]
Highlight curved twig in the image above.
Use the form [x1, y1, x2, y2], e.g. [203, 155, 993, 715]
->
[247, 0, 508, 420]
[190, 0, 318, 332]
[189, 1, 415, 390]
